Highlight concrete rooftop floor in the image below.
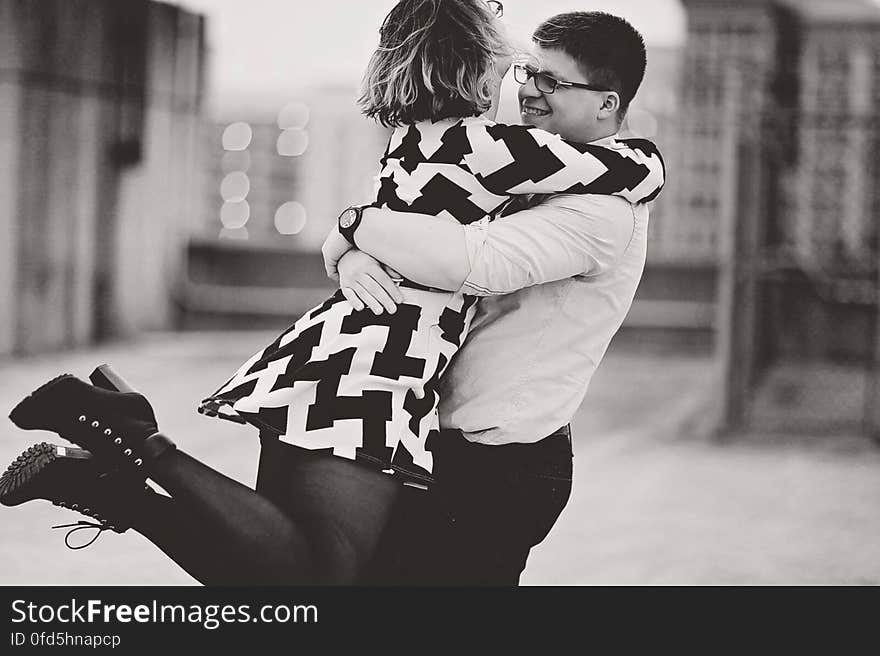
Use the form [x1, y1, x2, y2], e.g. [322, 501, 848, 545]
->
[0, 331, 877, 585]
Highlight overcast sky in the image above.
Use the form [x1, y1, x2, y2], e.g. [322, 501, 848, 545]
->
[174, 0, 688, 113]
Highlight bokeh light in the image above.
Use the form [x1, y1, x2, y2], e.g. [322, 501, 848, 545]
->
[274, 201, 308, 235]
[625, 108, 659, 139]
[277, 128, 309, 157]
[220, 200, 250, 229]
[221, 150, 251, 174]
[222, 122, 252, 151]
[220, 171, 250, 202]
[278, 101, 310, 130]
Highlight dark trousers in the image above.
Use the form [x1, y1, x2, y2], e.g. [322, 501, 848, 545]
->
[362, 425, 574, 585]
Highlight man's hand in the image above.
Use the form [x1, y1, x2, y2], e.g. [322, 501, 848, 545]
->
[321, 227, 354, 282]
[338, 250, 403, 314]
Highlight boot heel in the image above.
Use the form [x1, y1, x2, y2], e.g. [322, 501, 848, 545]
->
[89, 364, 136, 394]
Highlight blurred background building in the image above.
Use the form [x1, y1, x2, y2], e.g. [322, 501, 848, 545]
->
[181, 85, 389, 327]
[669, 0, 880, 437]
[0, 0, 204, 353]
[2, 0, 879, 442]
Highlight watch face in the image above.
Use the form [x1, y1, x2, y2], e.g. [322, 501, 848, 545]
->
[340, 209, 357, 229]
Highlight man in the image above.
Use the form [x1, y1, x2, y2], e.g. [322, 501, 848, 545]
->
[323, 11, 663, 584]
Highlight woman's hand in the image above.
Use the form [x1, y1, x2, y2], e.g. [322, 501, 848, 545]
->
[338, 250, 403, 314]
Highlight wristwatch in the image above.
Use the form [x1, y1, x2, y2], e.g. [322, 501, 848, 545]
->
[337, 206, 365, 247]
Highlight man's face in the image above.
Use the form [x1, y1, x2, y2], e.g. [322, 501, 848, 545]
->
[517, 46, 608, 143]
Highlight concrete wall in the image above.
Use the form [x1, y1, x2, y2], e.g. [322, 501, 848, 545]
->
[0, 0, 205, 355]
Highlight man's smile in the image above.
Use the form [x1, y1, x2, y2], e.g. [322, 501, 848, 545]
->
[521, 104, 551, 117]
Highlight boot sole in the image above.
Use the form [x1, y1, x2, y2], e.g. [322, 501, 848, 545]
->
[0, 442, 92, 506]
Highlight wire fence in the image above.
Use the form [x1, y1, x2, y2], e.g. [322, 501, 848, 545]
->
[721, 111, 880, 439]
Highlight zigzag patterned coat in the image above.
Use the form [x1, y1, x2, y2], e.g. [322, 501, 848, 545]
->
[199, 116, 665, 485]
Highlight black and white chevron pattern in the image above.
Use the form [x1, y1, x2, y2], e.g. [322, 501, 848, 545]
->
[199, 117, 664, 483]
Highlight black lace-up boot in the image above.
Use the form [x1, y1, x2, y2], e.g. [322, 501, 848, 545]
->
[8, 373, 176, 481]
[0, 442, 158, 549]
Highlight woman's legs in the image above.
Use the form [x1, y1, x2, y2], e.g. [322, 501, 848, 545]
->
[252, 438, 404, 583]
[8, 373, 401, 584]
[128, 492, 234, 585]
[122, 439, 400, 585]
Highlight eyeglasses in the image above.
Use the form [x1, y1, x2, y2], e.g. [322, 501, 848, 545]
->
[513, 63, 612, 95]
[485, 1, 503, 18]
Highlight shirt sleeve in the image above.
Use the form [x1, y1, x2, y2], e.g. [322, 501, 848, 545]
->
[459, 194, 636, 296]
[462, 121, 665, 205]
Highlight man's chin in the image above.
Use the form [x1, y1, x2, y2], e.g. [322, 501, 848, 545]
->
[520, 111, 552, 128]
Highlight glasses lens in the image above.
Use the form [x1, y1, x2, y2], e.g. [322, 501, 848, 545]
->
[486, 1, 503, 17]
[513, 65, 556, 93]
[533, 72, 556, 94]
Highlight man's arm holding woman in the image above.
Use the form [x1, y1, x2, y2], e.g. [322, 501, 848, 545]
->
[323, 193, 636, 312]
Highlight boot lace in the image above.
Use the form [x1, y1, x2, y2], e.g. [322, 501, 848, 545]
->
[50, 500, 120, 549]
[50, 520, 114, 550]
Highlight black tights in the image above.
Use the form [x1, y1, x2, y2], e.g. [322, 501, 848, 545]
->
[125, 435, 400, 585]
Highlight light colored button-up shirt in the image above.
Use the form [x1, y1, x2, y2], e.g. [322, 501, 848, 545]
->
[437, 184, 649, 445]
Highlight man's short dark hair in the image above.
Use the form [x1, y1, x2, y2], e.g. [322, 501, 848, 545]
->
[533, 12, 647, 121]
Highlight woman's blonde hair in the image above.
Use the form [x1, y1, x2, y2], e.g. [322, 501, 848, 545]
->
[359, 0, 510, 127]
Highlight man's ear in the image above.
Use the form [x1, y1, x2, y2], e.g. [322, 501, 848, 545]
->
[597, 92, 620, 120]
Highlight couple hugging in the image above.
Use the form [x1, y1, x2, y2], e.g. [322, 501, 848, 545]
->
[2, 1, 664, 585]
